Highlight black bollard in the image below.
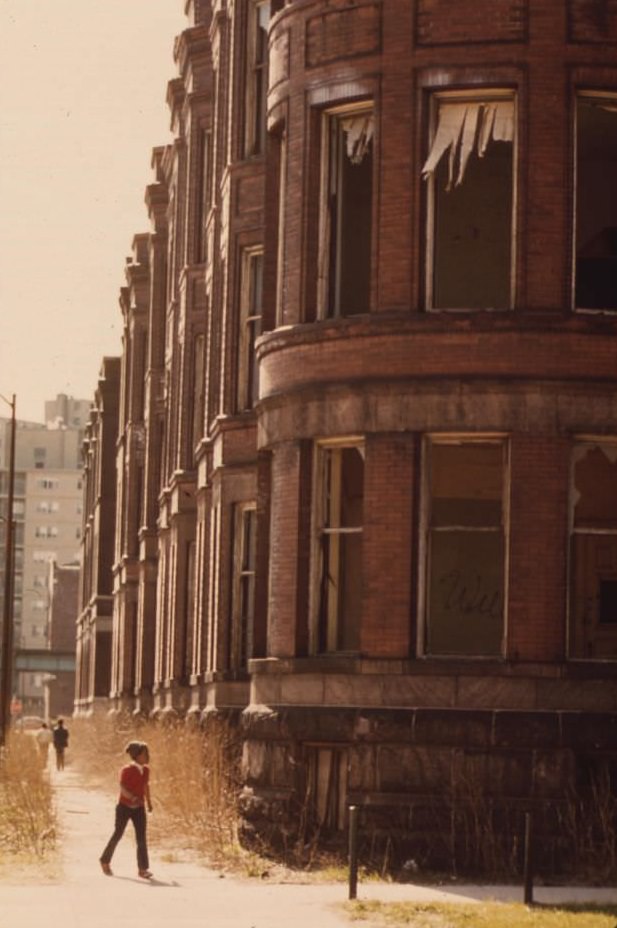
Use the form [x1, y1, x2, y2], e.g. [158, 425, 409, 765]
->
[523, 811, 534, 906]
[348, 805, 359, 900]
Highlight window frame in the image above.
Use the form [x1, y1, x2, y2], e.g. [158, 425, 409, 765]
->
[567, 438, 617, 661]
[230, 502, 257, 671]
[310, 437, 365, 655]
[237, 246, 264, 411]
[418, 434, 510, 658]
[244, 0, 270, 158]
[424, 89, 518, 313]
[572, 90, 617, 314]
[317, 101, 375, 320]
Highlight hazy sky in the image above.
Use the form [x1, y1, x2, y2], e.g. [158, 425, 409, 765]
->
[0, 1, 188, 422]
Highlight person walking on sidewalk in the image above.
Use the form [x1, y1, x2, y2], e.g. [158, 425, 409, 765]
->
[52, 718, 69, 770]
[35, 722, 53, 767]
[100, 741, 153, 879]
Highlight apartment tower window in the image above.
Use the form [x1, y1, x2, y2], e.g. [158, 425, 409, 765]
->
[424, 439, 507, 656]
[314, 442, 364, 653]
[423, 92, 516, 310]
[319, 106, 374, 318]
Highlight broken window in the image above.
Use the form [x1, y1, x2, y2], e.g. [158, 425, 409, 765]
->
[305, 745, 348, 832]
[244, 0, 269, 157]
[314, 442, 364, 653]
[423, 93, 516, 310]
[230, 503, 257, 670]
[319, 106, 374, 318]
[237, 248, 263, 410]
[574, 94, 617, 310]
[424, 439, 507, 656]
[569, 442, 617, 659]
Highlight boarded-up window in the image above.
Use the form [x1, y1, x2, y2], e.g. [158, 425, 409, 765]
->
[315, 443, 364, 652]
[231, 504, 257, 669]
[319, 107, 373, 318]
[423, 94, 515, 310]
[425, 440, 506, 656]
[569, 443, 617, 659]
[305, 745, 348, 832]
[575, 95, 617, 311]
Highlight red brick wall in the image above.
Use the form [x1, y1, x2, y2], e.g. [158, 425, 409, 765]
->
[508, 435, 570, 661]
[362, 433, 416, 656]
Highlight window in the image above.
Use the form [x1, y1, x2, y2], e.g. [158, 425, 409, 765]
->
[423, 439, 507, 656]
[275, 128, 287, 326]
[319, 106, 373, 319]
[230, 504, 257, 670]
[569, 442, 617, 659]
[37, 478, 58, 490]
[314, 442, 364, 653]
[423, 92, 516, 310]
[191, 334, 206, 449]
[574, 94, 617, 311]
[237, 249, 263, 410]
[244, 0, 269, 157]
[197, 128, 212, 263]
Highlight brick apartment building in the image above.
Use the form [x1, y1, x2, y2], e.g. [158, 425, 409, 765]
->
[76, 0, 617, 873]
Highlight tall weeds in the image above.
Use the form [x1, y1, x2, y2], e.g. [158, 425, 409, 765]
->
[0, 734, 56, 862]
[70, 716, 241, 865]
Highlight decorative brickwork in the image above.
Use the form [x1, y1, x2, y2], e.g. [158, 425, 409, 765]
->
[415, 0, 528, 46]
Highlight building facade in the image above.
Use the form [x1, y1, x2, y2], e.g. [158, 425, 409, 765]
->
[75, 359, 120, 716]
[1, 403, 86, 715]
[78, 0, 617, 873]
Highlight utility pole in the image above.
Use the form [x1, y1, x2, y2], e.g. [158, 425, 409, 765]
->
[0, 393, 16, 748]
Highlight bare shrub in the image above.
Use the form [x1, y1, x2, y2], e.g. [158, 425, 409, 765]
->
[0, 734, 56, 861]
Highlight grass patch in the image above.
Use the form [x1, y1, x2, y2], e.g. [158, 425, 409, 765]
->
[345, 900, 617, 927]
[0, 734, 56, 870]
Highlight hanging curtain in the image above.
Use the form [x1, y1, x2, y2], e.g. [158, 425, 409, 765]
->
[341, 112, 374, 164]
[422, 100, 514, 188]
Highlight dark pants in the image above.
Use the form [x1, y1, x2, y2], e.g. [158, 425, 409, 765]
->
[100, 803, 149, 871]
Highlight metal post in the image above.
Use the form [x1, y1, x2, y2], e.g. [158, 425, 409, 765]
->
[523, 811, 534, 906]
[348, 804, 359, 900]
[0, 394, 16, 748]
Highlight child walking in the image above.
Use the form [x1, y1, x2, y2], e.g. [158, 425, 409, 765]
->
[99, 741, 153, 879]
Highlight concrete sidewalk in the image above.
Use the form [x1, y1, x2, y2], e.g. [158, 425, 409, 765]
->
[1, 766, 616, 928]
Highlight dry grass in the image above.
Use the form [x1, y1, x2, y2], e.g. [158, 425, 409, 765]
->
[0, 734, 56, 868]
[69, 716, 246, 868]
[346, 900, 617, 928]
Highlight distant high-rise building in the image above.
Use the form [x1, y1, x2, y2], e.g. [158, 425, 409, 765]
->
[0, 397, 88, 715]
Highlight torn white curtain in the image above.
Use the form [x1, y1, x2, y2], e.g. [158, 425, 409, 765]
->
[422, 100, 514, 188]
[341, 113, 374, 164]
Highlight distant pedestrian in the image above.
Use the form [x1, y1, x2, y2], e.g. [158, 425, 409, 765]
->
[52, 718, 69, 770]
[35, 722, 53, 766]
[99, 741, 153, 879]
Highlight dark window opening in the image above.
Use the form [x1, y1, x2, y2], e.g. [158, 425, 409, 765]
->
[424, 97, 515, 310]
[575, 97, 617, 310]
